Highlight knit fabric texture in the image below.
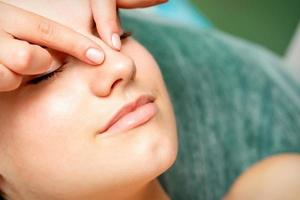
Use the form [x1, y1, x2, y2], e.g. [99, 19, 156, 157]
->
[122, 14, 300, 200]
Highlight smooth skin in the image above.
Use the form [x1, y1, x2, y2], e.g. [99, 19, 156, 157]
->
[90, 0, 168, 51]
[0, 0, 167, 92]
[0, 1, 177, 199]
[224, 154, 300, 200]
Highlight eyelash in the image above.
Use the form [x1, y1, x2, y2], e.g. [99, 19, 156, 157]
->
[27, 66, 65, 85]
[120, 31, 132, 39]
[28, 31, 132, 85]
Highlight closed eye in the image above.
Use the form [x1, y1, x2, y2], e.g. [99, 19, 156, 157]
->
[27, 64, 66, 85]
[27, 31, 132, 85]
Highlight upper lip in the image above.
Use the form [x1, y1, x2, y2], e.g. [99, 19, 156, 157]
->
[99, 94, 155, 133]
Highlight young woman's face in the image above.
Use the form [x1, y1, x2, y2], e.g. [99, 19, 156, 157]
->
[0, 1, 178, 199]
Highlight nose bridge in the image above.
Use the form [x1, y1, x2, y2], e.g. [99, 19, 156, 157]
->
[91, 50, 136, 97]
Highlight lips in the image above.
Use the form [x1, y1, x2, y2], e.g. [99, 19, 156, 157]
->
[99, 94, 156, 134]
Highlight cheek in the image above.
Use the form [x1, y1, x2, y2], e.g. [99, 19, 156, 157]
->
[1, 86, 95, 187]
[124, 41, 176, 140]
[123, 40, 163, 88]
[0, 40, 178, 197]
[17, 88, 85, 136]
[122, 40, 178, 168]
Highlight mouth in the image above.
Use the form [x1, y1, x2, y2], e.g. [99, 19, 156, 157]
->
[99, 94, 157, 134]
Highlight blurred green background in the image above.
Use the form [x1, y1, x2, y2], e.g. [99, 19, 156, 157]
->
[191, 0, 300, 56]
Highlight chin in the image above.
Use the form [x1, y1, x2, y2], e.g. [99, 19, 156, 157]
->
[128, 115, 178, 184]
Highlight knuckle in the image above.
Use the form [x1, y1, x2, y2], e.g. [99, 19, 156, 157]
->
[37, 19, 56, 43]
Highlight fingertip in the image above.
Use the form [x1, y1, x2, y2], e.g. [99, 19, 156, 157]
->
[111, 33, 121, 51]
[85, 47, 105, 65]
[157, 0, 168, 4]
[95, 23, 121, 51]
[0, 64, 22, 92]
[90, 0, 121, 50]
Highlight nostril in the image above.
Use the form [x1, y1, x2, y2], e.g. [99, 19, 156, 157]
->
[111, 79, 122, 90]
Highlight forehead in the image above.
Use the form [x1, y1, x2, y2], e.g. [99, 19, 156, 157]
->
[5, 0, 94, 33]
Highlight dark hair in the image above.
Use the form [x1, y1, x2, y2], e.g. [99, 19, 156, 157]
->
[0, 190, 5, 200]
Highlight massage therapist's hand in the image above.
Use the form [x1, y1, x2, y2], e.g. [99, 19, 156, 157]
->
[90, 0, 168, 50]
[0, 1, 105, 92]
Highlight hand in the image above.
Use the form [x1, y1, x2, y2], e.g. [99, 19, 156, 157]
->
[0, 1, 105, 92]
[90, 0, 167, 50]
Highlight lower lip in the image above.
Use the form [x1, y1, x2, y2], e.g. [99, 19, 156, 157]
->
[105, 102, 158, 133]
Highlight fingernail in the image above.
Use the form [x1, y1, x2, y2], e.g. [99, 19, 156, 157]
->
[112, 33, 121, 50]
[36, 62, 60, 77]
[46, 64, 60, 74]
[86, 48, 104, 64]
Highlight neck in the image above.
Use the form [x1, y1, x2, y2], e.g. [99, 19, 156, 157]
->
[2, 178, 170, 200]
[130, 179, 170, 200]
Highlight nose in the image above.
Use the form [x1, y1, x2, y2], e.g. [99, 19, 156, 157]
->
[90, 50, 136, 97]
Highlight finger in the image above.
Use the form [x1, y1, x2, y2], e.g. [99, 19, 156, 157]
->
[0, 2, 105, 65]
[117, 0, 168, 8]
[0, 64, 22, 92]
[90, 0, 122, 51]
[0, 33, 53, 75]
